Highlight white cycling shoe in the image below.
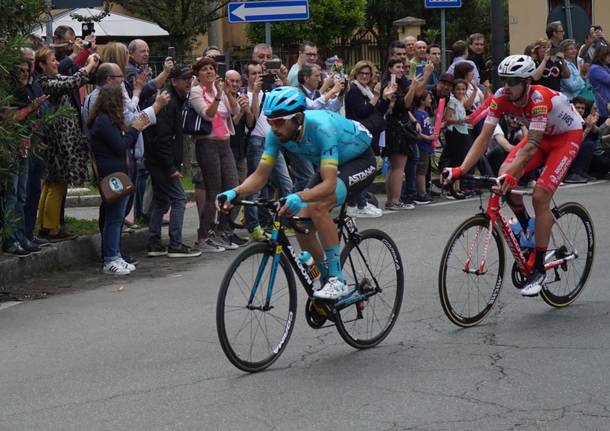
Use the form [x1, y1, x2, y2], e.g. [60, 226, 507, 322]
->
[521, 269, 547, 297]
[313, 277, 349, 300]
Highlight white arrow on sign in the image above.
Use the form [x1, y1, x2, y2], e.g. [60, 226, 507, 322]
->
[231, 4, 307, 21]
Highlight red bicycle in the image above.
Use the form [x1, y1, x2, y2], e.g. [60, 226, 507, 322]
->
[438, 175, 595, 328]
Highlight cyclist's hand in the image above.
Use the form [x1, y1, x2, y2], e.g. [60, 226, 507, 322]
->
[499, 174, 518, 194]
[441, 167, 462, 185]
[216, 189, 237, 213]
[279, 193, 306, 216]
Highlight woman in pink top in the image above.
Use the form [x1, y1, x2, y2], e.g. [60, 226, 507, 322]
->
[190, 57, 241, 252]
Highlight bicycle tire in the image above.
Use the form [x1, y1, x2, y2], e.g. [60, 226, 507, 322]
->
[216, 243, 297, 372]
[335, 229, 404, 349]
[438, 214, 506, 328]
[540, 202, 595, 308]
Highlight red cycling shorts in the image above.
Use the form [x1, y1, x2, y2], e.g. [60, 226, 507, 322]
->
[502, 129, 583, 194]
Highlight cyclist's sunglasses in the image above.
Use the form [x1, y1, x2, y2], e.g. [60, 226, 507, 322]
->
[267, 114, 297, 126]
[501, 77, 525, 87]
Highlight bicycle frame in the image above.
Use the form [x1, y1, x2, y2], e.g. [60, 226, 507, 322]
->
[241, 200, 381, 312]
[464, 179, 579, 280]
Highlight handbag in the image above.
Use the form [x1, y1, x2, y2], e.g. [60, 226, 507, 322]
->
[89, 150, 135, 205]
[98, 172, 135, 205]
[183, 86, 212, 136]
[361, 109, 387, 135]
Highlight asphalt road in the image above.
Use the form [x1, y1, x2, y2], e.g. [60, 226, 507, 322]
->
[2, 182, 610, 431]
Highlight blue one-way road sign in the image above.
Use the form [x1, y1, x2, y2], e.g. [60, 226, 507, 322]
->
[228, 0, 310, 23]
[424, 0, 462, 8]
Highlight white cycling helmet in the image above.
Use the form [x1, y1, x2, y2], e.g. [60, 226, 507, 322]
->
[497, 55, 536, 79]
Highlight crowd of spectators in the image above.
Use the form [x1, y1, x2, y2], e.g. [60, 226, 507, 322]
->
[2, 21, 610, 275]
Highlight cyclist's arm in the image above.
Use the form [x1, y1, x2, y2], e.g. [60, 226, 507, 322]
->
[459, 122, 496, 172]
[502, 129, 543, 178]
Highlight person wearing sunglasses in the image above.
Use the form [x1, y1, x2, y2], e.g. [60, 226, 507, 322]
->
[442, 55, 584, 297]
[217, 86, 377, 300]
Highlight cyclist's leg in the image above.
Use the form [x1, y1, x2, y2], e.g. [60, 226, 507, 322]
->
[531, 130, 583, 270]
[499, 135, 546, 230]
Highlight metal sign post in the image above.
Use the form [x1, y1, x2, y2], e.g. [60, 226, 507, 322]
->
[424, 0, 462, 72]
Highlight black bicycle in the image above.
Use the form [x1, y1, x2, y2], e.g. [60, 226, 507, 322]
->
[216, 199, 404, 372]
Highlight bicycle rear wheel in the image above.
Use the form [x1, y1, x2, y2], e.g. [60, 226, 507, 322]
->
[438, 215, 505, 328]
[336, 229, 404, 349]
[541, 202, 595, 307]
[216, 243, 297, 372]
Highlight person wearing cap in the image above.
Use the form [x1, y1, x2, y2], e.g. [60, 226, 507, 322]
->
[143, 65, 202, 258]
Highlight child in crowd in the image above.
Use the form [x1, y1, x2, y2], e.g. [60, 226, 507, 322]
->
[412, 90, 437, 204]
[442, 79, 476, 198]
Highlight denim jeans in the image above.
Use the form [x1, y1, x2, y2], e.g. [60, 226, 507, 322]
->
[134, 160, 150, 221]
[24, 155, 43, 241]
[286, 151, 314, 192]
[147, 163, 187, 248]
[102, 195, 129, 262]
[401, 158, 418, 201]
[245, 136, 293, 231]
[2, 157, 29, 248]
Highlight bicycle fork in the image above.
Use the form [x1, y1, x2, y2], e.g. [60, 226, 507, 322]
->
[247, 222, 283, 311]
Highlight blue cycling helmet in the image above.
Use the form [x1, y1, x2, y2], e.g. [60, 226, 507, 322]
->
[263, 86, 306, 118]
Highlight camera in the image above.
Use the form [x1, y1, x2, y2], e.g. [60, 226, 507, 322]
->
[264, 59, 282, 71]
[262, 73, 277, 92]
[217, 62, 227, 77]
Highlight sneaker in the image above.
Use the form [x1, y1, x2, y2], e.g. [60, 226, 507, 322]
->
[563, 173, 588, 184]
[313, 277, 350, 300]
[520, 268, 547, 297]
[210, 233, 239, 250]
[364, 202, 383, 215]
[39, 230, 77, 242]
[284, 227, 296, 237]
[413, 192, 432, 205]
[147, 242, 168, 257]
[32, 237, 52, 248]
[103, 259, 131, 275]
[227, 233, 249, 247]
[355, 205, 383, 218]
[167, 243, 202, 258]
[3, 243, 30, 258]
[249, 225, 270, 242]
[123, 255, 139, 266]
[118, 258, 136, 272]
[195, 238, 226, 253]
[346, 205, 359, 218]
[385, 201, 413, 211]
[20, 240, 42, 253]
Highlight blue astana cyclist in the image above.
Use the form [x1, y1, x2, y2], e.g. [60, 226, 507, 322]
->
[217, 86, 377, 300]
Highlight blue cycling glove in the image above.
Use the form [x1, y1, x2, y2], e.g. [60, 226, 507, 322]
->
[284, 193, 307, 213]
[217, 189, 238, 204]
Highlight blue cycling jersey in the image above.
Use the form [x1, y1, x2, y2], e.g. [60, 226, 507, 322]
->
[261, 110, 372, 171]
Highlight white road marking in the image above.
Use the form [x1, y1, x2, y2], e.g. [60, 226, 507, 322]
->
[0, 301, 21, 311]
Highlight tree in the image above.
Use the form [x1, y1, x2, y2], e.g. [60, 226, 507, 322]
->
[110, 0, 229, 55]
[245, 0, 366, 51]
[366, 0, 500, 63]
[0, 1, 47, 239]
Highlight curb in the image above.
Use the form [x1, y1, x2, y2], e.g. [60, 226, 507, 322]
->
[0, 229, 148, 288]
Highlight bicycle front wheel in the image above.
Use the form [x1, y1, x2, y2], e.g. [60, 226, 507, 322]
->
[216, 243, 297, 372]
[336, 229, 404, 349]
[541, 202, 595, 307]
[439, 215, 505, 328]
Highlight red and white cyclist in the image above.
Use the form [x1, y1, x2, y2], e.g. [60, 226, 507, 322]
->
[443, 54, 584, 296]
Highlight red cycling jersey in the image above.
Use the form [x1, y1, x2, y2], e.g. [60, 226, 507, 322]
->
[485, 85, 584, 193]
[485, 85, 583, 135]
